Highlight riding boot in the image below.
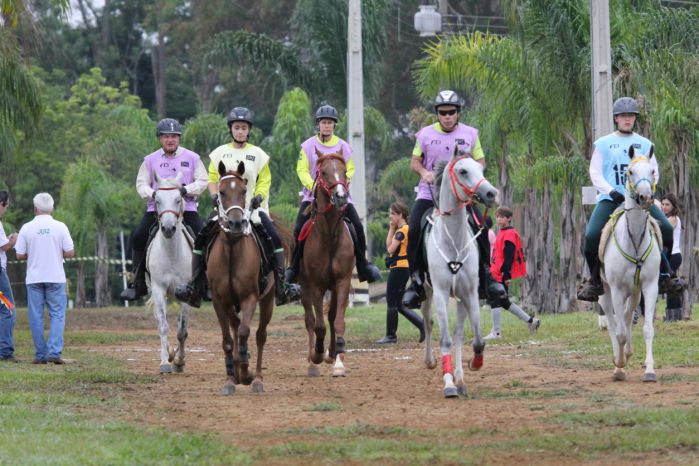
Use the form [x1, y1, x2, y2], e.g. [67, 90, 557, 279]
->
[480, 263, 506, 307]
[398, 305, 426, 342]
[658, 247, 687, 295]
[402, 272, 426, 309]
[355, 252, 382, 283]
[577, 251, 604, 302]
[284, 239, 304, 284]
[120, 249, 148, 301]
[376, 307, 398, 344]
[274, 250, 301, 306]
[174, 252, 207, 308]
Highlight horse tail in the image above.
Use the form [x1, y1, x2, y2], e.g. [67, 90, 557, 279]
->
[271, 213, 294, 261]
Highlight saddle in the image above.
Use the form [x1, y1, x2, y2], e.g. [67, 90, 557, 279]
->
[598, 208, 662, 264]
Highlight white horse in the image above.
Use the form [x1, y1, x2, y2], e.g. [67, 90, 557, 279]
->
[147, 173, 194, 374]
[421, 154, 499, 398]
[598, 145, 660, 382]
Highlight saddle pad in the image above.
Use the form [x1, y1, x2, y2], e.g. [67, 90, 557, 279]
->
[599, 209, 662, 264]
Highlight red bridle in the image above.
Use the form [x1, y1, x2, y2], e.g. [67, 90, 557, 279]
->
[155, 186, 183, 220]
[434, 157, 486, 216]
[314, 154, 350, 214]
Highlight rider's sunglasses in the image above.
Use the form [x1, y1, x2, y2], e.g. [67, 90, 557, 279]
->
[437, 109, 458, 116]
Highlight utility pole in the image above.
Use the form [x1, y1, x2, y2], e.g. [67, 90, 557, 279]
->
[348, 0, 366, 231]
[590, 0, 613, 141]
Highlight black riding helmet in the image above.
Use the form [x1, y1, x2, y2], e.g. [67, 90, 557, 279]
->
[612, 97, 640, 115]
[434, 90, 464, 112]
[156, 118, 183, 136]
[227, 107, 254, 129]
[315, 104, 339, 123]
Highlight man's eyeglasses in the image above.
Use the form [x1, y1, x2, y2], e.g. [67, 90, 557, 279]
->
[437, 109, 458, 116]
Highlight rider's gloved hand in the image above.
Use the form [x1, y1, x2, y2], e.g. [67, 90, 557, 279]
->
[609, 190, 625, 204]
[211, 194, 219, 209]
[250, 194, 263, 210]
[151, 191, 157, 201]
[179, 186, 188, 198]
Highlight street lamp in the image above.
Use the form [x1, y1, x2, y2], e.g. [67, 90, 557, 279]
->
[414, 5, 442, 37]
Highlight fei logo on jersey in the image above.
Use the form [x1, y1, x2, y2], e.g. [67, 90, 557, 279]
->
[246, 155, 255, 161]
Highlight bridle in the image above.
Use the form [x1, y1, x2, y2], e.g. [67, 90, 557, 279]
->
[155, 186, 183, 222]
[433, 156, 487, 218]
[626, 156, 656, 205]
[217, 173, 251, 235]
[314, 154, 349, 214]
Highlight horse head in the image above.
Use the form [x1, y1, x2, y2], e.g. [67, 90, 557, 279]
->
[314, 148, 349, 210]
[153, 172, 184, 239]
[443, 149, 498, 208]
[626, 145, 656, 209]
[217, 160, 250, 236]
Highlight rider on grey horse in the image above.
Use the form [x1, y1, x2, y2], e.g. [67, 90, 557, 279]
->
[577, 97, 687, 302]
[402, 90, 506, 309]
[174, 107, 301, 308]
[284, 104, 382, 285]
[120, 118, 208, 301]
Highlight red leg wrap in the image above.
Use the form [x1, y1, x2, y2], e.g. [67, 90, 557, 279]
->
[441, 354, 453, 375]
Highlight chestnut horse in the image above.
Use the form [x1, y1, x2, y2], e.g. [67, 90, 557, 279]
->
[298, 150, 355, 377]
[208, 160, 274, 395]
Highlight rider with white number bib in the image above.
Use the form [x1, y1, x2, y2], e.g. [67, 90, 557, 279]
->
[175, 107, 301, 308]
[577, 97, 687, 302]
[120, 118, 207, 301]
[402, 90, 506, 309]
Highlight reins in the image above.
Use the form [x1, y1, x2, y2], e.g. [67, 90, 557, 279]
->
[155, 186, 184, 221]
[299, 154, 349, 241]
[217, 173, 251, 236]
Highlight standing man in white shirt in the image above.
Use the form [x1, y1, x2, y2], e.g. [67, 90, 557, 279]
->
[15, 193, 75, 365]
[0, 191, 19, 362]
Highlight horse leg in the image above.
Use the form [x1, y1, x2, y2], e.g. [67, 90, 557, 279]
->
[171, 303, 189, 373]
[641, 285, 658, 383]
[310, 290, 326, 365]
[467, 293, 484, 372]
[152, 290, 172, 374]
[601, 292, 625, 381]
[433, 286, 457, 398]
[253, 292, 274, 393]
[421, 296, 437, 369]
[237, 299, 256, 386]
[331, 283, 350, 377]
[623, 293, 642, 364]
[325, 291, 338, 364]
[453, 301, 467, 397]
[216, 310, 237, 395]
[301, 294, 320, 377]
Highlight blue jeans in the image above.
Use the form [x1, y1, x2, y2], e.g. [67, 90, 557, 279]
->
[0, 268, 15, 358]
[27, 283, 67, 360]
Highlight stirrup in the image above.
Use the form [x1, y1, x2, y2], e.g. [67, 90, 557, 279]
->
[658, 275, 687, 295]
[357, 262, 381, 283]
[403, 281, 425, 309]
[576, 279, 603, 302]
[174, 284, 202, 308]
[119, 282, 147, 301]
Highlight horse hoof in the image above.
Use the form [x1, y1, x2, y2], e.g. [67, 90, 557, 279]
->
[469, 354, 484, 371]
[457, 384, 468, 397]
[332, 367, 346, 377]
[311, 352, 324, 365]
[159, 364, 172, 374]
[307, 365, 320, 377]
[222, 383, 236, 396]
[612, 371, 626, 381]
[443, 386, 458, 398]
[252, 380, 264, 393]
[426, 358, 438, 370]
[172, 364, 184, 373]
[643, 373, 657, 383]
[241, 375, 254, 386]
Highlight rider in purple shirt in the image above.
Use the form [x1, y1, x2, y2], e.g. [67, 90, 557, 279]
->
[120, 118, 208, 301]
[402, 90, 506, 309]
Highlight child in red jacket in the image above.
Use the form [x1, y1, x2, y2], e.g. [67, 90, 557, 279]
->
[484, 206, 540, 339]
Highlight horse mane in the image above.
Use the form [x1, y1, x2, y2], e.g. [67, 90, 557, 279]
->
[432, 160, 449, 204]
[157, 176, 183, 188]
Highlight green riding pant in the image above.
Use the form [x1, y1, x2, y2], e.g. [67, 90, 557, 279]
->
[583, 200, 673, 257]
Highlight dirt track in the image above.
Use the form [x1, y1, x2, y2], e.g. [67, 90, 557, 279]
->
[73, 307, 697, 464]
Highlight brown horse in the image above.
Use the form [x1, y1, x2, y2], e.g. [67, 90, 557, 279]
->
[208, 160, 274, 395]
[298, 149, 355, 377]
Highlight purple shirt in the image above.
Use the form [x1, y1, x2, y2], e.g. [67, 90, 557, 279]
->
[300, 136, 353, 203]
[144, 148, 201, 212]
[413, 123, 479, 201]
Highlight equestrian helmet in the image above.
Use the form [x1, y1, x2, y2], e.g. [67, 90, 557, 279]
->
[434, 90, 464, 112]
[612, 97, 640, 115]
[315, 104, 339, 123]
[227, 107, 254, 128]
[156, 118, 183, 136]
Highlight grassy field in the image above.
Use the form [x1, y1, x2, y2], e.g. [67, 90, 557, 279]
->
[0, 301, 697, 465]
